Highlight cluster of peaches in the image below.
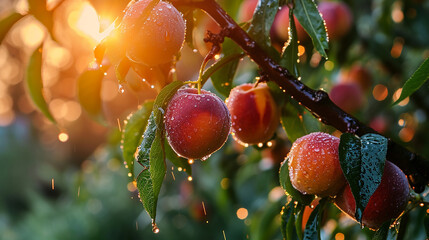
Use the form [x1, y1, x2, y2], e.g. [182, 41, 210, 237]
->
[117, 0, 410, 231]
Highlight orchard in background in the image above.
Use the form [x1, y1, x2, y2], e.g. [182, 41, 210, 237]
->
[0, 0, 429, 239]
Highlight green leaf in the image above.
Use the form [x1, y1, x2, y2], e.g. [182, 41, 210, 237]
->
[339, 133, 387, 222]
[77, 67, 106, 122]
[303, 199, 327, 240]
[0, 12, 25, 44]
[136, 80, 184, 221]
[424, 214, 429, 239]
[122, 101, 154, 179]
[373, 222, 390, 240]
[294, 0, 328, 58]
[279, 157, 313, 205]
[164, 139, 192, 176]
[393, 57, 429, 106]
[281, 103, 307, 143]
[183, 10, 195, 49]
[248, 0, 279, 51]
[26, 45, 56, 124]
[281, 201, 298, 240]
[280, 7, 300, 78]
[209, 38, 242, 97]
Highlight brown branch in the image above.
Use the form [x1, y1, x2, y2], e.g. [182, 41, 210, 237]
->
[172, 0, 429, 192]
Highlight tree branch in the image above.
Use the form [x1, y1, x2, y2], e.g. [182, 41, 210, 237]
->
[172, 0, 429, 192]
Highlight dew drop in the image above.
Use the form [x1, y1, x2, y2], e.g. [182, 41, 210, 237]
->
[152, 221, 160, 234]
[118, 84, 125, 93]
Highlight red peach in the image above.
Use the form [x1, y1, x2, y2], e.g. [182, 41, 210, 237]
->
[329, 82, 364, 114]
[334, 161, 410, 230]
[164, 88, 231, 160]
[318, 1, 353, 41]
[227, 83, 280, 145]
[339, 64, 372, 92]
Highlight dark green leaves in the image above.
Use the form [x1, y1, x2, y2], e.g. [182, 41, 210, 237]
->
[248, 0, 279, 51]
[122, 101, 154, 179]
[279, 157, 313, 205]
[280, 7, 300, 78]
[339, 133, 387, 222]
[136, 81, 184, 221]
[280, 201, 298, 240]
[303, 199, 327, 240]
[77, 66, 106, 122]
[393, 57, 429, 106]
[0, 12, 24, 44]
[294, 0, 329, 58]
[26, 45, 56, 124]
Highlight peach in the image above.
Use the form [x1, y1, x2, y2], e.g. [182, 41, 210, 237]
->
[120, 0, 185, 66]
[334, 161, 410, 230]
[193, 15, 222, 56]
[329, 82, 364, 114]
[318, 1, 353, 41]
[164, 88, 231, 160]
[237, 0, 259, 22]
[288, 132, 345, 197]
[226, 83, 280, 145]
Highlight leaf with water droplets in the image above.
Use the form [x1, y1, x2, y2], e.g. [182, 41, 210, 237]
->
[26, 44, 56, 124]
[339, 133, 387, 223]
[0, 12, 25, 44]
[279, 157, 313, 205]
[280, 201, 298, 240]
[294, 0, 329, 58]
[303, 198, 327, 240]
[248, 0, 280, 54]
[122, 101, 154, 179]
[280, 7, 300, 78]
[392, 57, 429, 106]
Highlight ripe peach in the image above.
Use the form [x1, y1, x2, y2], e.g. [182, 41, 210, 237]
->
[288, 132, 345, 197]
[237, 0, 258, 22]
[164, 88, 231, 160]
[329, 83, 364, 114]
[334, 161, 410, 230]
[226, 83, 280, 145]
[120, 0, 185, 66]
[271, 6, 308, 44]
[318, 1, 353, 41]
[339, 64, 372, 92]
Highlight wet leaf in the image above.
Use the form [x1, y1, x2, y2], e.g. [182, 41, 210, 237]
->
[373, 221, 397, 240]
[0, 12, 25, 44]
[26, 45, 56, 124]
[279, 157, 313, 205]
[280, 7, 300, 78]
[77, 67, 106, 122]
[393, 57, 429, 106]
[122, 101, 154, 179]
[183, 10, 195, 49]
[303, 199, 327, 240]
[281, 201, 298, 240]
[209, 38, 242, 97]
[294, 0, 328, 58]
[339, 133, 387, 222]
[248, 0, 279, 52]
[137, 113, 157, 166]
[164, 139, 192, 176]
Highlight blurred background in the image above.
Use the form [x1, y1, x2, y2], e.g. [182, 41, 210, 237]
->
[0, 0, 428, 239]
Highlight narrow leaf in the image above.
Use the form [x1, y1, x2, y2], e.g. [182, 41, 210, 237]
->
[280, 7, 300, 77]
[0, 12, 24, 43]
[136, 168, 156, 218]
[294, 0, 328, 58]
[77, 67, 106, 122]
[280, 201, 297, 240]
[279, 157, 313, 205]
[165, 139, 192, 176]
[393, 57, 429, 105]
[26, 45, 56, 123]
[148, 126, 166, 220]
[122, 101, 154, 179]
[358, 134, 387, 220]
[137, 112, 157, 166]
[339, 133, 387, 223]
[303, 199, 327, 240]
[248, 0, 279, 51]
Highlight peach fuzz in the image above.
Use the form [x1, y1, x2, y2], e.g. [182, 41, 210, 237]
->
[164, 88, 231, 160]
